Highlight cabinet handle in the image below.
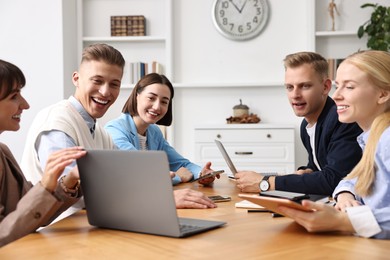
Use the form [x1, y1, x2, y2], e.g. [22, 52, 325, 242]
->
[235, 152, 253, 155]
[267, 134, 272, 138]
[216, 134, 221, 139]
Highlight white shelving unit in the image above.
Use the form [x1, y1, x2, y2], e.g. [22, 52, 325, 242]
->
[312, 0, 374, 59]
[76, 0, 173, 88]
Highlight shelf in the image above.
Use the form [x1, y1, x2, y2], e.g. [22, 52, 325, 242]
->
[172, 82, 284, 89]
[315, 31, 357, 37]
[83, 36, 166, 42]
[77, 0, 173, 79]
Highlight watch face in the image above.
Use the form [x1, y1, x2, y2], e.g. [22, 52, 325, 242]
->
[212, 0, 269, 41]
[260, 180, 269, 191]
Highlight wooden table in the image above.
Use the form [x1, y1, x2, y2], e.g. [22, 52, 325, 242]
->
[1, 175, 389, 259]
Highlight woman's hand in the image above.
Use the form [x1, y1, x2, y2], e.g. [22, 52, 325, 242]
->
[198, 162, 221, 185]
[278, 200, 355, 234]
[40, 147, 86, 192]
[175, 167, 193, 183]
[334, 192, 361, 211]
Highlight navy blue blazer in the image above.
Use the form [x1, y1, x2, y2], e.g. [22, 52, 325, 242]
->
[275, 97, 363, 196]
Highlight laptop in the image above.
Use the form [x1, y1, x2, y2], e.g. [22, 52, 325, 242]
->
[214, 139, 278, 177]
[77, 150, 226, 238]
[214, 139, 238, 176]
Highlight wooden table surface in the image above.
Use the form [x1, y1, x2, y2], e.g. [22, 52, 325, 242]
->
[0, 175, 389, 259]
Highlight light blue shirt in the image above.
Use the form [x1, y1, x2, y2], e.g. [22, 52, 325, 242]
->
[333, 126, 390, 239]
[37, 96, 96, 175]
[105, 113, 202, 185]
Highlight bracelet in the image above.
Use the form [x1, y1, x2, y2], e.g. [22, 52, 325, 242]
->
[59, 175, 80, 195]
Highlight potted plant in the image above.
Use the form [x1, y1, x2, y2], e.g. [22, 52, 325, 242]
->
[357, 3, 390, 51]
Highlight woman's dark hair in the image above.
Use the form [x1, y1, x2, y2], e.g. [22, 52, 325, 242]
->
[122, 73, 174, 126]
[0, 59, 26, 100]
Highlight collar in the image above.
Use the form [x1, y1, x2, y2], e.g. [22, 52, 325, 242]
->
[357, 130, 370, 150]
[69, 96, 96, 131]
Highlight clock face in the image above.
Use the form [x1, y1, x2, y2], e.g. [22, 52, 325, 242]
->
[212, 0, 269, 41]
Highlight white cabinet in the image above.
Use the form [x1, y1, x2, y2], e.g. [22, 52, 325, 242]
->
[76, 0, 173, 87]
[194, 124, 295, 176]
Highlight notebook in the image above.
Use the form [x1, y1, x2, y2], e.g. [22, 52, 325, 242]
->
[77, 150, 226, 238]
[214, 139, 278, 177]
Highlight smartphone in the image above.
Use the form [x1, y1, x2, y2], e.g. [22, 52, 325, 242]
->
[191, 170, 224, 182]
[260, 190, 309, 201]
[208, 195, 231, 203]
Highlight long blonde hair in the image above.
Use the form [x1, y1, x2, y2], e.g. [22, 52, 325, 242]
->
[343, 50, 390, 196]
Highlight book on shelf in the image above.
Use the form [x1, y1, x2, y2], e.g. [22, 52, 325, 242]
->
[129, 61, 163, 84]
[151, 61, 163, 74]
[110, 16, 127, 36]
[110, 15, 146, 36]
[327, 58, 345, 80]
[127, 15, 146, 36]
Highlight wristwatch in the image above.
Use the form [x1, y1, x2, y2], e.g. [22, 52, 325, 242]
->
[259, 175, 270, 192]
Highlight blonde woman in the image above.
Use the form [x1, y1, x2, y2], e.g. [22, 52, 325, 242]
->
[279, 50, 390, 239]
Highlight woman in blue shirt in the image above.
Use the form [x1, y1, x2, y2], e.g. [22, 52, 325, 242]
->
[278, 50, 390, 239]
[105, 73, 219, 185]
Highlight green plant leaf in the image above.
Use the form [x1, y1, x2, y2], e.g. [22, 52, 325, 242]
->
[361, 3, 376, 8]
[358, 26, 365, 38]
[358, 3, 390, 51]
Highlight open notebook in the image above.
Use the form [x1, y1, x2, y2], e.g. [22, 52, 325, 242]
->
[77, 150, 226, 237]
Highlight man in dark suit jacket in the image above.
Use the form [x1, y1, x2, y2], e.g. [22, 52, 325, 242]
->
[235, 52, 362, 196]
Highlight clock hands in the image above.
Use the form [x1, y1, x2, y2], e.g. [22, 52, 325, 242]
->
[229, 0, 241, 13]
[229, 0, 248, 14]
[239, 0, 248, 13]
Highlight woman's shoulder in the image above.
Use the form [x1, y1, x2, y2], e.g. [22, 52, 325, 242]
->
[0, 142, 11, 154]
[379, 126, 390, 142]
[106, 113, 132, 127]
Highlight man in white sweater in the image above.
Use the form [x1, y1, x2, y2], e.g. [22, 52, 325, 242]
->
[22, 44, 216, 223]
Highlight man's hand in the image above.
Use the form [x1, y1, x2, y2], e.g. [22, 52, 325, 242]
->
[295, 168, 314, 175]
[174, 188, 217, 209]
[234, 171, 263, 192]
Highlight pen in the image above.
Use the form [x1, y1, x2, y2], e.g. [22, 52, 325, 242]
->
[247, 209, 270, 213]
[271, 213, 284, 218]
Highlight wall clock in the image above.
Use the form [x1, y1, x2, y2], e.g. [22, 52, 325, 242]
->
[212, 0, 269, 41]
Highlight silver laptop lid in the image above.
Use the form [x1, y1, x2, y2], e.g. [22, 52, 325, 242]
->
[214, 139, 238, 175]
[77, 149, 226, 238]
[77, 150, 182, 237]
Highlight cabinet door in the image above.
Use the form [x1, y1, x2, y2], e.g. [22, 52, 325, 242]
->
[194, 127, 295, 176]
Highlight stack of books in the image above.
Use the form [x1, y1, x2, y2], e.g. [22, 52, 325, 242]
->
[111, 15, 146, 36]
[129, 61, 163, 84]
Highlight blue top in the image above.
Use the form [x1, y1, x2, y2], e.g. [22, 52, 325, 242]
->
[333, 127, 390, 239]
[104, 113, 201, 185]
[275, 97, 363, 195]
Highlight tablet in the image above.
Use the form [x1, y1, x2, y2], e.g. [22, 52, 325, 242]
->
[238, 194, 313, 216]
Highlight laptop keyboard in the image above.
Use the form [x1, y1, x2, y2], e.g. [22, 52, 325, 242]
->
[179, 224, 204, 233]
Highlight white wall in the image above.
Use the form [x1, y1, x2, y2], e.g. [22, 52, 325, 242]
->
[0, 0, 381, 169]
[0, 0, 75, 161]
